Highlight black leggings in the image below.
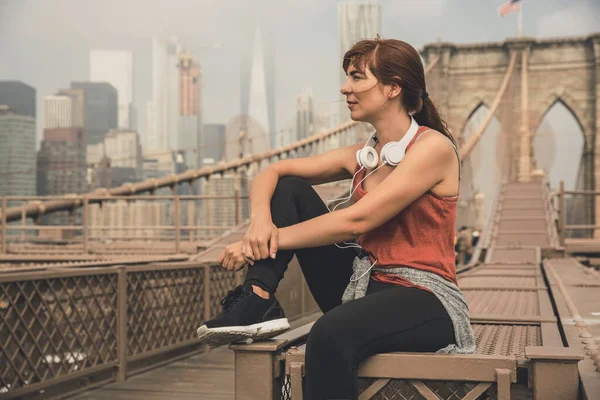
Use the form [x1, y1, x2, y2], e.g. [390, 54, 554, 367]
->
[244, 176, 455, 400]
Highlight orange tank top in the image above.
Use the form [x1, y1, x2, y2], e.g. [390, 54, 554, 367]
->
[352, 126, 459, 290]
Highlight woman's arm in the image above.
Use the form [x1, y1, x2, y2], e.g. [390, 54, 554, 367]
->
[276, 206, 359, 250]
[248, 167, 279, 222]
[244, 142, 363, 260]
[249, 142, 361, 221]
[276, 131, 457, 250]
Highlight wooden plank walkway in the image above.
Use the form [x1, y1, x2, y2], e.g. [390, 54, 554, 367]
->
[543, 257, 600, 398]
[71, 313, 321, 400]
[72, 347, 235, 400]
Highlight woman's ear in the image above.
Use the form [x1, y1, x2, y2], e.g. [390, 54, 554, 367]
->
[389, 83, 401, 99]
[388, 76, 403, 99]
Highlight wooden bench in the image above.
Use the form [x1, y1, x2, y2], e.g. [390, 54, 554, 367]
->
[229, 245, 583, 400]
[230, 319, 581, 400]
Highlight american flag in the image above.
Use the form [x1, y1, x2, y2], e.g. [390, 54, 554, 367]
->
[498, 0, 521, 17]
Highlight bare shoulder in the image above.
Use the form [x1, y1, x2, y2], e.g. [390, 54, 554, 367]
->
[410, 129, 459, 195]
[411, 129, 457, 162]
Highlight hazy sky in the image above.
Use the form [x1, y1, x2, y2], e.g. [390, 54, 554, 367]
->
[1, 0, 598, 150]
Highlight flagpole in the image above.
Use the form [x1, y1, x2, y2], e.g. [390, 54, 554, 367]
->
[517, 2, 523, 37]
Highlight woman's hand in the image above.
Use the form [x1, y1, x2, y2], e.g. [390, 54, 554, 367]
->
[243, 217, 279, 262]
[217, 241, 251, 271]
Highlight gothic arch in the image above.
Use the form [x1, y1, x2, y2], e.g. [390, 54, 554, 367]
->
[533, 90, 587, 138]
[457, 98, 497, 140]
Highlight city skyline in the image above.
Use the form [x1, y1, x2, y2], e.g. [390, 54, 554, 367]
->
[2, 0, 597, 150]
[89, 49, 136, 130]
[0, 1, 597, 201]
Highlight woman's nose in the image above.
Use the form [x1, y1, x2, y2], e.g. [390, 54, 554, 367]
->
[340, 78, 352, 95]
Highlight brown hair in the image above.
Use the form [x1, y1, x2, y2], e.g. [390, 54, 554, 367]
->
[342, 37, 456, 146]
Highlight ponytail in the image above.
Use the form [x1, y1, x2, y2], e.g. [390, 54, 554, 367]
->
[414, 96, 457, 147]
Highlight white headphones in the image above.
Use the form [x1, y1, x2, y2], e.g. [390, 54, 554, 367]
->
[325, 116, 421, 263]
[356, 116, 420, 169]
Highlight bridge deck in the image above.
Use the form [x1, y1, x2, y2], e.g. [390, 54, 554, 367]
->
[72, 347, 235, 400]
[4, 182, 600, 399]
[70, 312, 320, 400]
[543, 257, 600, 397]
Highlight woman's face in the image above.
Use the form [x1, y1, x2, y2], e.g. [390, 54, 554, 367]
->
[340, 62, 392, 122]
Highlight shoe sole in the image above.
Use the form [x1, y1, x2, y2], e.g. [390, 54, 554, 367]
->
[196, 318, 291, 347]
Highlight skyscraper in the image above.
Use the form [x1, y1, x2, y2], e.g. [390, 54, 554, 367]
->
[102, 129, 143, 187]
[223, 114, 269, 161]
[240, 18, 276, 149]
[56, 89, 85, 127]
[0, 81, 36, 118]
[0, 85, 36, 236]
[71, 82, 118, 145]
[104, 130, 142, 169]
[37, 127, 87, 198]
[89, 50, 136, 130]
[0, 105, 36, 198]
[177, 51, 203, 168]
[0, 82, 36, 196]
[44, 95, 73, 129]
[202, 124, 226, 164]
[338, 1, 381, 121]
[148, 33, 183, 151]
[296, 86, 314, 140]
[145, 101, 156, 149]
[315, 102, 340, 133]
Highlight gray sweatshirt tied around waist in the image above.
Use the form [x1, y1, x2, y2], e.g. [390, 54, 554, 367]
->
[342, 255, 476, 354]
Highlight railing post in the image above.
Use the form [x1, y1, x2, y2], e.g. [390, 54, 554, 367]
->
[83, 196, 89, 254]
[100, 200, 105, 242]
[117, 266, 128, 382]
[174, 195, 181, 253]
[525, 346, 582, 400]
[1, 197, 6, 254]
[188, 183, 195, 242]
[234, 186, 241, 226]
[127, 199, 134, 242]
[20, 201, 26, 242]
[204, 265, 212, 353]
[67, 206, 76, 242]
[558, 181, 565, 246]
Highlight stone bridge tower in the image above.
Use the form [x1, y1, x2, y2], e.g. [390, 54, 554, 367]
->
[421, 33, 600, 230]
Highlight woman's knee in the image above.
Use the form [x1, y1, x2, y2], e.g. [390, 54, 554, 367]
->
[272, 176, 310, 199]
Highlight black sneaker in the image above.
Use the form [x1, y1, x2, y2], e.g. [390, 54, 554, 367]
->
[196, 284, 290, 347]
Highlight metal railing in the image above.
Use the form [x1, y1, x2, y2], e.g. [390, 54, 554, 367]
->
[1, 121, 364, 224]
[1, 194, 248, 255]
[1, 122, 366, 256]
[0, 258, 319, 399]
[554, 180, 598, 246]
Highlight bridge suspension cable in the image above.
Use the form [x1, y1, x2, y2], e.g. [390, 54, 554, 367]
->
[459, 51, 518, 160]
[424, 54, 440, 76]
